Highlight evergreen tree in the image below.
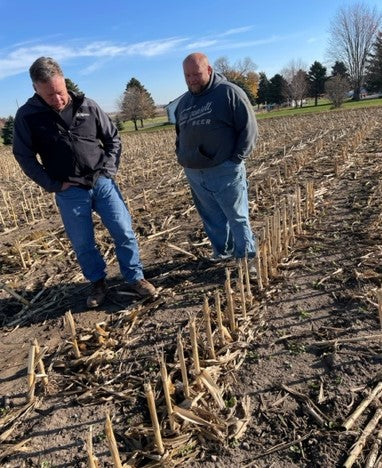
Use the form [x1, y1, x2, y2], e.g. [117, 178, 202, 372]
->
[308, 61, 327, 106]
[256, 72, 270, 107]
[331, 60, 348, 77]
[65, 78, 82, 94]
[1, 116, 14, 145]
[121, 78, 156, 130]
[268, 74, 287, 105]
[365, 31, 382, 93]
[126, 78, 143, 91]
[114, 115, 124, 131]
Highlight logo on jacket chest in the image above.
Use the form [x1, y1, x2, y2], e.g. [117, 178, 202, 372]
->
[180, 101, 213, 126]
[192, 118, 211, 126]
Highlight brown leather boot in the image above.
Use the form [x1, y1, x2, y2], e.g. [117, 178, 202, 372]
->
[127, 278, 156, 297]
[86, 278, 107, 308]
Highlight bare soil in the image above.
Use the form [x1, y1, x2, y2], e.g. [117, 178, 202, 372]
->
[1, 108, 382, 467]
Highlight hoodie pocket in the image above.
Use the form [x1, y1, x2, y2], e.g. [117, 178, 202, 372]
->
[197, 145, 214, 160]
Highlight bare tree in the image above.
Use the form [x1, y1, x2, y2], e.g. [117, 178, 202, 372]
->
[325, 75, 349, 108]
[121, 87, 144, 131]
[281, 59, 309, 107]
[327, 2, 381, 100]
[214, 56, 231, 75]
[235, 57, 257, 76]
[214, 56, 257, 77]
[214, 56, 259, 104]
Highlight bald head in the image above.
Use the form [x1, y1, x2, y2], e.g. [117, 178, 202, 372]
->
[183, 52, 209, 68]
[183, 52, 212, 94]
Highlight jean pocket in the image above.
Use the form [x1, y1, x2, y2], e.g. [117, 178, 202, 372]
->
[95, 175, 112, 187]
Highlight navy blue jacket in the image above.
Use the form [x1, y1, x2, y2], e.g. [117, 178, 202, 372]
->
[13, 92, 121, 192]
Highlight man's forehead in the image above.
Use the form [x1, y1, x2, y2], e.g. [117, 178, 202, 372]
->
[184, 60, 206, 71]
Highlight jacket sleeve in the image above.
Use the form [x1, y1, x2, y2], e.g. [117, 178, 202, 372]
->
[230, 88, 258, 163]
[12, 111, 62, 192]
[95, 103, 121, 176]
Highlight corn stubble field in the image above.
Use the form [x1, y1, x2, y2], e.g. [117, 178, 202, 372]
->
[1, 107, 382, 467]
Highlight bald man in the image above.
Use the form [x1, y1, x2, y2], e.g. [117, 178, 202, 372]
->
[175, 53, 258, 266]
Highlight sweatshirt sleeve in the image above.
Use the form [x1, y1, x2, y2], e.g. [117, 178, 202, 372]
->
[94, 102, 121, 175]
[13, 110, 62, 193]
[174, 108, 180, 154]
[230, 87, 258, 163]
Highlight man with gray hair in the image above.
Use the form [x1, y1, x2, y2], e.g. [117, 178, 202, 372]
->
[13, 57, 156, 307]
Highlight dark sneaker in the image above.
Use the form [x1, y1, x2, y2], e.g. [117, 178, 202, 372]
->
[86, 278, 107, 308]
[248, 258, 258, 278]
[237, 257, 257, 278]
[127, 279, 156, 297]
[209, 253, 233, 263]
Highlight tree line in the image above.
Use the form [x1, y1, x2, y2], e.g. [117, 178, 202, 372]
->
[1, 2, 382, 144]
[256, 60, 349, 110]
[116, 2, 381, 127]
[114, 1, 382, 128]
[257, 3, 382, 110]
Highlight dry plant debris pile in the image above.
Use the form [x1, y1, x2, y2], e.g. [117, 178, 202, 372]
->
[0, 107, 382, 467]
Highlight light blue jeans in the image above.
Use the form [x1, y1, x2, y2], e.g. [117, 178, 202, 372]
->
[184, 159, 256, 259]
[55, 176, 144, 283]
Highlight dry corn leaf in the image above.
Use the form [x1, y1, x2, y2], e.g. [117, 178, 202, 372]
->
[222, 325, 233, 342]
[216, 349, 242, 364]
[95, 323, 109, 337]
[79, 334, 93, 341]
[172, 405, 212, 427]
[197, 369, 225, 409]
[230, 395, 251, 440]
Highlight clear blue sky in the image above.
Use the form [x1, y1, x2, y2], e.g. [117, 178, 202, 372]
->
[0, 0, 380, 117]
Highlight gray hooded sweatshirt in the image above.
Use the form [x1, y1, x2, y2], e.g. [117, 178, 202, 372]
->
[175, 70, 258, 169]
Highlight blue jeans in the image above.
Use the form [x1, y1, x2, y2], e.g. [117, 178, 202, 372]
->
[55, 176, 143, 283]
[184, 160, 256, 259]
